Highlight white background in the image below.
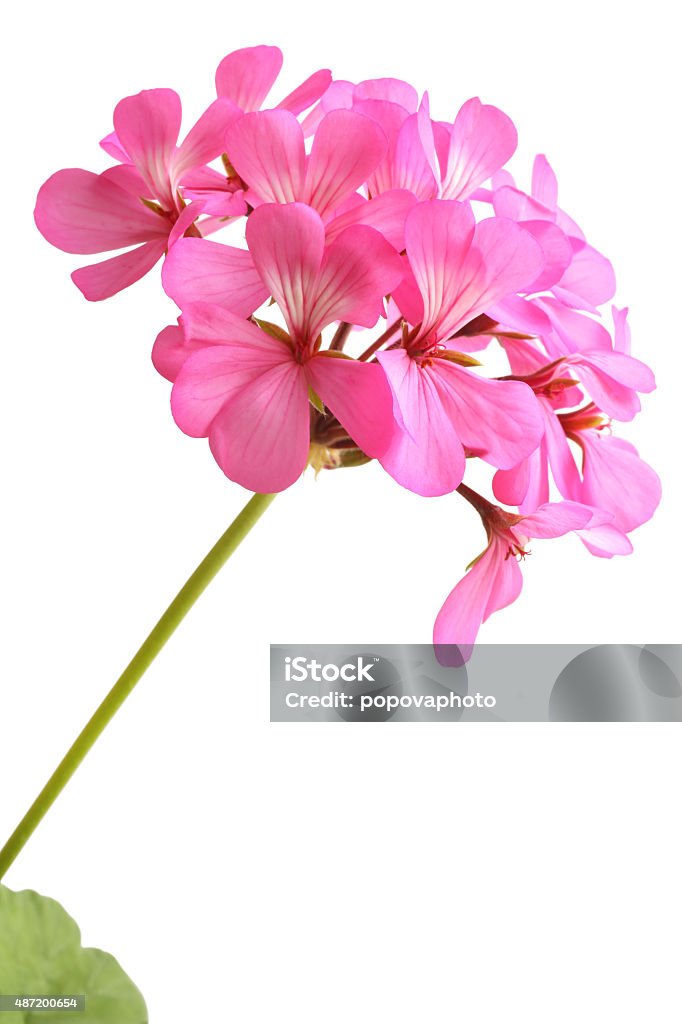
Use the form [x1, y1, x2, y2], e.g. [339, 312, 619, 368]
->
[2, 1, 681, 1020]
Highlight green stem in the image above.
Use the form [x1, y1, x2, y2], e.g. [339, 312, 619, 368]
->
[0, 491, 277, 880]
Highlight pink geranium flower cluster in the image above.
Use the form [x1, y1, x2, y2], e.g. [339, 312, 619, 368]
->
[35, 44, 661, 648]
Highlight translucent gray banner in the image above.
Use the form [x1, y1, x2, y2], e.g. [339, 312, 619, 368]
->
[270, 645, 682, 722]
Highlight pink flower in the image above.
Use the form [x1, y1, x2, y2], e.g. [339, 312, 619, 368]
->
[35, 89, 242, 300]
[162, 106, 418, 315]
[170, 203, 404, 492]
[161, 235, 271, 321]
[377, 200, 546, 496]
[32, 46, 663, 648]
[225, 107, 385, 216]
[300, 76, 418, 135]
[215, 45, 331, 117]
[322, 90, 517, 206]
[348, 93, 439, 201]
[491, 343, 661, 556]
[224, 106, 416, 247]
[436, 96, 518, 202]
[433, 494, 602, 648]
[560, 407, 662, 537]
[174, 45, 333, 215]
[490, 154, 616, 313]
[97, 46, 332, 217]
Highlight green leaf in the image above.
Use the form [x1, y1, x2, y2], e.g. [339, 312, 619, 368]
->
[0, 884, 148, 1023]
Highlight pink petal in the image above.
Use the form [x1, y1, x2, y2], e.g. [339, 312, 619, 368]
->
[519, 500, 596, 539]
[180, 168, 248, 217]
[99, 131, 129, 163]
[491, 169, 515, 190]
[152, 322, 193, 382]
[179, 165, 231, 190]
[433, 121, 453, 179]
[180, 301, 289, 351]
[353, 98, 412, 196]
[215, 45, 283, 111]
[612, 306, 631, 354]
[324, 189, 418, 250]
[541, 399, 582, 498]
[197, 210, 247, 234]
[71, 239, 167, 301]
[392, 260, 424, 326]
[452, 218, 545, 331]
[306, 353, 394, 457]
[377, 349, 465, 496]
[167, 201, 205, 249]
[351, 98, 411, 135]
[225, 109, 306, 205]
[416, 94, 442, 189]
[485, 538, 524, 615]
[520, 220, 573, 291]
[162, 237, 268, 316]
[390, 110, 439, 199]
[173, 98, 242, 183]
[535, 298, 613, 354]
[577, 524, 633, 558]
[277, 68, 332, 115]
[554, 207, 585, 241]
[300, 80, 354, 136]
[488, 296, 552, 338]
[499, 336, 548, 376]
[576, 431, 661, 533]
[35, 168, 167, 254]
[492, 185, 553, 223]
[531, 155, 558, 209]
[296, 78, 352, 136]
[246, 203, 325, 340]
[113, 89, 181, 206]
[468, 187, 493, 202]
[493, 458, 532, 507]
[434, 546, 497, 648]
[441, 98, 517, 201]
[309, 224, 404, 337]
[322, 80, 355, 111]
[208, 359, 309, 492]
[404, 200, 476, 335]
[565, 350, 655, 421]
[552, 238, 616, 310]
[171, 311, 294, 436]
[576, 348, 656, 392]
[299, 105, 324, 138]
[519, 442, 551, 512]
[100, 164, 148, 196]
[305, 109, 388, 220]
[430, 359, 544, 470]
[433, 538, 520, 647]
[406, 202, 544, 341]
[493, 442, 550, 512]
[354, 78, 418, 111]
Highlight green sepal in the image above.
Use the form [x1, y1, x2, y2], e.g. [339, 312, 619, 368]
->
[251, 318, 293, 347]
[436, 350, 482, 367]
[337, 449, 372, 468]
[316, 349, 352, 359]
[308, 386, 326, 414]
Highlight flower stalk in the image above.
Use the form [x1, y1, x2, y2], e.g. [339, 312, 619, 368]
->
[0, 491, 276, 880]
